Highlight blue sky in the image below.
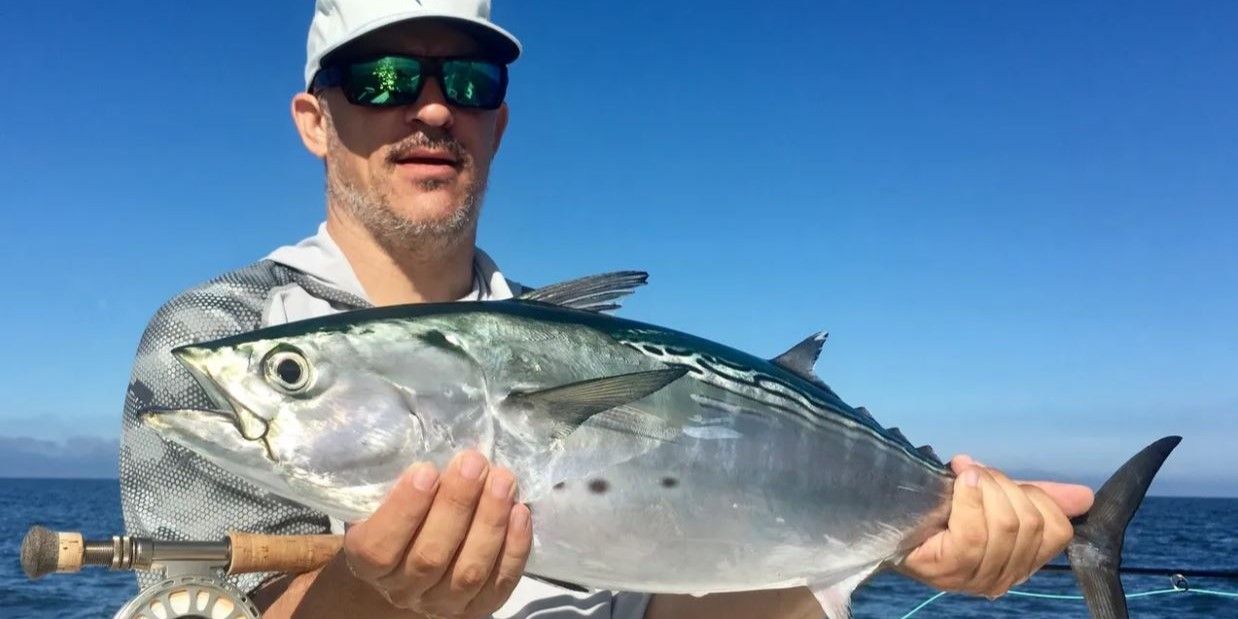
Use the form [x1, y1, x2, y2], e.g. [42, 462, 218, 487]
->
[2, 2, 1235, 494]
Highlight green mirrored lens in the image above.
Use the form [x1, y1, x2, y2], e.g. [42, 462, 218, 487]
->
[347, 57, 423, 105]
[442, 60, 504, 108]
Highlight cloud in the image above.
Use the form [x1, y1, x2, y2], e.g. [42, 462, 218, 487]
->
[0, 435, 119, 478]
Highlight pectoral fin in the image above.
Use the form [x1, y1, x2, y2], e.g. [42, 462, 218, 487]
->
[587, 405, 683, 443]
[503, 368, 689, 439]
[811, 564, 882, 619]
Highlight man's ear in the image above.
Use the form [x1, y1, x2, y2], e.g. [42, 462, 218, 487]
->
[492, 102, 510, 155]
[292, 93, 330, 158]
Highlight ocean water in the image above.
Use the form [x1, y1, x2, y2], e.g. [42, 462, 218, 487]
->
[1, 479, 1234, 618]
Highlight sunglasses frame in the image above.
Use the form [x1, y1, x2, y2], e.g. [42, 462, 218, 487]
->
[310, 53, 509, 110]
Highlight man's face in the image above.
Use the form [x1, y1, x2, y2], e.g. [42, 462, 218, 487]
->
[312, 20, 509, 249]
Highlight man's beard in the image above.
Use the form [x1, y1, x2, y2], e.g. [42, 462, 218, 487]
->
[326, 131, 487, 255]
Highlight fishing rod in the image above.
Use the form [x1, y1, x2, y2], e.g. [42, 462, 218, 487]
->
[23, 526, 1238, 619]
[29, 528, 1238, 586]
[22, 525, 343, 619]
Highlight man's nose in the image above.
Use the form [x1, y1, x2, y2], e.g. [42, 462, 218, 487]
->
[405, 77, 453, 129]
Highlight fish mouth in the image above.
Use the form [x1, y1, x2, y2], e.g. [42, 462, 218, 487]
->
[138, 406, 278, 464]
[170, 344, 271, 443]
[139, 406, 234, 429]
[140, 402, 276, 463]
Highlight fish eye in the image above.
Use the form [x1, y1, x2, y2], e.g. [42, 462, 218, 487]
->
[264, 348, 312, 393]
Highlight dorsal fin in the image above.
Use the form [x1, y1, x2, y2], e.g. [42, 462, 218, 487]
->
[517, 271, 648, 313]
[917, 444, 941, 463]
[887, 426, 914, 448]
[853, 406, 876, 423]
[771, 331, 829, 383]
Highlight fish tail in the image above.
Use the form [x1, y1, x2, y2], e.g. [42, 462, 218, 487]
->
[1066, 436, 1181, 619]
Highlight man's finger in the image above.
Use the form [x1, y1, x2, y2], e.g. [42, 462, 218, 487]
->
[970, 469, 1020, 597]
[419, 466, 518, 611]
[466, 503, 533, 617]
[343, 462, 439, 581]
[1022, 484, 1075, 567]
[952, 454, 1095, 517]
[387, 450, 490, 595]
[1018, 481, 1094, 517]
[987, 469, 1045, 595]
[950, 454, 981, 473]
[936, 467, 988, 586]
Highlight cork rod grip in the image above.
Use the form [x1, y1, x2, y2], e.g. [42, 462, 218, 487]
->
[227, 532, 344, 575]
[21, 526, 84, 579]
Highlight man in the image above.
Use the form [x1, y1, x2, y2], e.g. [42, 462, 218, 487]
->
[119, 1, 1095, 618]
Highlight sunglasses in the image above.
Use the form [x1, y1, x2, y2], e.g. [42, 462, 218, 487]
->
[311, 55, 509, 110]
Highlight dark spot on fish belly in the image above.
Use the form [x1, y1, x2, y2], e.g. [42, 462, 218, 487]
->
[588, 479, 610, 494]
[553, 481, 566, 491]
[661, 477, 679, 489]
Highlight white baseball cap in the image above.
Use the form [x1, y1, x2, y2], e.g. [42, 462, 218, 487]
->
[304, 0, 522, 89]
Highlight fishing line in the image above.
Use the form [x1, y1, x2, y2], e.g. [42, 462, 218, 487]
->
[898, 570, 1238, 619]
[1036, 563, 1238, 581]
[900, 588, 1238, 618]
[898, 592, 948, 618]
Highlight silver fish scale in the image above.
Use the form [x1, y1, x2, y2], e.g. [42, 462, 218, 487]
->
[612, 331, 945, 474]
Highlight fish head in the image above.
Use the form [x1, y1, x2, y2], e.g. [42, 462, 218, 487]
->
[142, 320, 491, 520]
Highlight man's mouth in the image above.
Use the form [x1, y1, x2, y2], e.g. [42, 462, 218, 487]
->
[390, 142, 467, 182]
[398, 148, 459, 165]
[395, 149, 460, 171]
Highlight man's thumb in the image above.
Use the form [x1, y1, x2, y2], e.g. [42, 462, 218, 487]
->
[1020, 480, 1094, 517]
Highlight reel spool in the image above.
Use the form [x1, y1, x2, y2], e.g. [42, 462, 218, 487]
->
[112, 575, 260, 619]
[21, 526, 343, 619]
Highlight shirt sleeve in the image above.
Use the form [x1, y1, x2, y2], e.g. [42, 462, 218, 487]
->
[495, 579, 652, 619]
[119, 284, 331, 595]
[118, 269, 653, 614]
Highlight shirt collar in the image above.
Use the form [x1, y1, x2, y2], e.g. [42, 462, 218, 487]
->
[265, 222, 517, 303]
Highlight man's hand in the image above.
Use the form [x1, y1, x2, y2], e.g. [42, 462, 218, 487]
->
[343, 450, 533, 619]
[897, 455, 1095, 598]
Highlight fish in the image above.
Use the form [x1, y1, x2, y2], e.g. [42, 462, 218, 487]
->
[140, 271, 1180, 619]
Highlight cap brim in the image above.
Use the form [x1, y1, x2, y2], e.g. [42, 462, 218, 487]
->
[441, 16, 521, 63]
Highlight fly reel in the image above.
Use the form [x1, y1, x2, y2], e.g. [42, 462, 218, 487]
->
[112, 575, 260, 619]
[21, 526, 343, 619]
